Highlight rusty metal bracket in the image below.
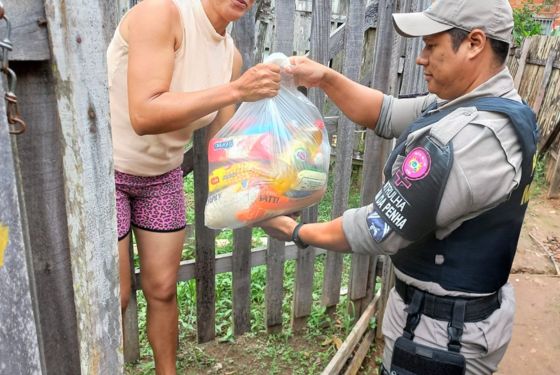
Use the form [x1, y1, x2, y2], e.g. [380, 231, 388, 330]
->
[0, 2, 26, 135]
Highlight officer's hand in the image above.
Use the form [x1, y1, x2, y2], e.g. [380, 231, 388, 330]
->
[255, 215, 298, 242]
[286, 56, 328, 88]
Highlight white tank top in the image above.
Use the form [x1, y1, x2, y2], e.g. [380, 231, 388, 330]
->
[107, 0, 235, 176]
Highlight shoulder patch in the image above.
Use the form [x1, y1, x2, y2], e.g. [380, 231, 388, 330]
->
[376, 135, 453, 241]
[402, 147, 431, 180]
[366, 210, 392, 243]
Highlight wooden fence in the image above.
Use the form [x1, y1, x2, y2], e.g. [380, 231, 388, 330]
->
[0, 0, 430, 373]
[118, 0, 430, 365]
[507, 35, 560, 198]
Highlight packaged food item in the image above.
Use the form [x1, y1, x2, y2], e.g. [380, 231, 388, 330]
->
[204, 53, 330, 229]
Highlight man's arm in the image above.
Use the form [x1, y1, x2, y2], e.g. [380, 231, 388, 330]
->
[125, 0, 281, 136]
[258, 216, 351, 253]
[288, 56, 384, 129]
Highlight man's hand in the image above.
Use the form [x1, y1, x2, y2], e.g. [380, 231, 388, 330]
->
[232, 63, 282, 102]
[256, 215, 298, 242]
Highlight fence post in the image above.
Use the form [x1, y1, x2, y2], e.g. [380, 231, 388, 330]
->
[193, 128, 217, 343]
[265, 0, 295, 334]
[43, 0, 123, 372]
[291, 0, 331, 334]
[533, 49, 557, 116]
[513, 37, 533, 90]
[321, 0, 365, 316]
[230, 10, 257, 337]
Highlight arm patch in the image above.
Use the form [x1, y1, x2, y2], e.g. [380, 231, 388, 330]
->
[374, 136, 453, 241]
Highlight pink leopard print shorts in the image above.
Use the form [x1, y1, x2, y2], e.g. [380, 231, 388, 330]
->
[115, 167, 186, 240]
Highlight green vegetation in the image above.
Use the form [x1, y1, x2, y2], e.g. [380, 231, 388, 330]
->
[512, 0, 553, 46]
[126, 165, 381, 374]
[531, 156, 548, 198]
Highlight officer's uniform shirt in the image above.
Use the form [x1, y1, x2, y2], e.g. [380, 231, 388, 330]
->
[342, 68, 521, 374]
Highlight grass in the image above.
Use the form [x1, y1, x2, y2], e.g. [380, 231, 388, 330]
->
[125, 164, 381, 374]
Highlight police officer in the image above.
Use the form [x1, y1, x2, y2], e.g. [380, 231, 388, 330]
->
[257, 0, 538, 374]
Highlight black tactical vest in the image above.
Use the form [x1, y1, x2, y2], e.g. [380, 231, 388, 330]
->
[384, 97, 538, 293]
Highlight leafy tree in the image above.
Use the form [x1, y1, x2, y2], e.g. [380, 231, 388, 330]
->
[512, 0, 553, 46]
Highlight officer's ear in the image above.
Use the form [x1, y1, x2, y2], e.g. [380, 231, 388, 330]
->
[465, 29, 486, 59]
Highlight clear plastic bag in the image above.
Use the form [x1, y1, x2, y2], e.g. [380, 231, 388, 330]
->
[205, 53, 330, 229]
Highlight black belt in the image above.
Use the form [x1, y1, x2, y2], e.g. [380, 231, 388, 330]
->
[395, 277, 500, 323]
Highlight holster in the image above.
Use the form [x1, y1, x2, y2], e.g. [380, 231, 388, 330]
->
[389, 289, 467, 375]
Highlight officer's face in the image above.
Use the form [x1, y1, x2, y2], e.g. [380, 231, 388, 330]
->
[416, 32, 472, 100]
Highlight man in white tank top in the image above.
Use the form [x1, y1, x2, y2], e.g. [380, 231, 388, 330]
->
[107, 0, 281, 373]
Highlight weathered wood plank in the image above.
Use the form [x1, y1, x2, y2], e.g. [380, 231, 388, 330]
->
[2, 0, 50, 61]
[193, 128, 217, 343]
[231, 5, 257, 71]
[513, 38, 533, 89]
[328, 1, 378, 60]
[232, 228, 252, 335]
[0, 77, 43, 375]
[376, 255, 395, 340]
[13, 61, 81, 374]
[266, 238, 285, 333]
[308, 0, 331, 113]
[264, 0, 295, 333]
[292, 206, 319, 332]
[230, 15, 256, 336]
[343, 328, 376, 375]
[323, 0, 365, 310]
[272, 0, 295, 55]
[533, 49, 556, 116]
[123, 240, 140, 363]
[292, 0, 331, 333]
[43, 0, 123, 372]
[321, 289, 381, 375]
[548, 149, 560, 199]
[136, 244, 327, 288]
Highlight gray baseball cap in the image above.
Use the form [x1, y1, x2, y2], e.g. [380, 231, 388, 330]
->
[392, 0, 514, 44]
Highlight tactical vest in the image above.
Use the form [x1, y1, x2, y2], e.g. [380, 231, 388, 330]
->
[382, 97, 538, 293]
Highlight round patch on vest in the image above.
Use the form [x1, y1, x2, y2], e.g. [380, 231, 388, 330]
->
[402, 147, 431, 180]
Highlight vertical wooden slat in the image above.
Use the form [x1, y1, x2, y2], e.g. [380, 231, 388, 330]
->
[193, 128, 217, 343]
[4, 0, 50, 61]
[513, 38, 533, 90]
[548, 152, 560, 199]
[265, 238, 285, 333]
[123, 240, 140, 362]
[231, 5, 257, 71]
[292, 206, 318, 332]
[272, 0, 295, 55]
[364, 0, 402, 339]
[399, 0, 429, 96]
[307, 0, 331, 113]
[43, 0, 123, 372]
[376, 255, 395, 340]
[232, 228, 252, 335]
[264, 0, 295, 333]
[13, 61, 81, 374]
[0, 79, 43, 375]
[322, 0, 365, 312]
[533, 49, 556, 116]
[343, 0, 370, 319]
[291, 0, 331, 333]
[230, 10, 257, 337]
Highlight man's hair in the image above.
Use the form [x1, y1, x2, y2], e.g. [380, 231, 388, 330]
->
[447, 28, 509, 65]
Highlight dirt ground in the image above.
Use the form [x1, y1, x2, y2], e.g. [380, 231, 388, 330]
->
[496, 191, 560, 375]
[201, 191, 560, 375]
[127, 191, 559, 375]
